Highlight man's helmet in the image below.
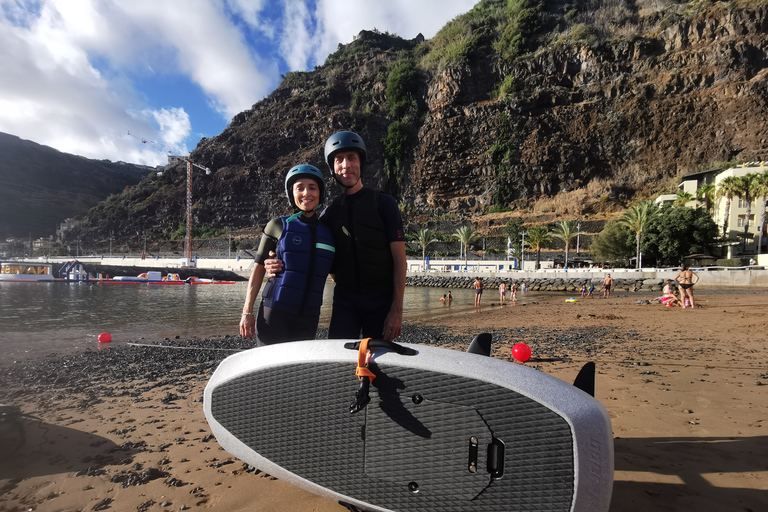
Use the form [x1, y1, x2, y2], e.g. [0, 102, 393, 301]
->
[284, 164, 325, 211]
[324, 131, 367, 172]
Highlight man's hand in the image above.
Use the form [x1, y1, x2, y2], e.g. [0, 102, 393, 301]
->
[381, 308, 403, 341]
[263, 251, 284, 278]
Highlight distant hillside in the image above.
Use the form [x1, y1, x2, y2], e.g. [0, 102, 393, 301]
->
[0, 132, 150, 238]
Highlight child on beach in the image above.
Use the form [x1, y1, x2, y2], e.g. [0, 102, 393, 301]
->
[240, 165, 335, 346]
[580, 284, 587, 298]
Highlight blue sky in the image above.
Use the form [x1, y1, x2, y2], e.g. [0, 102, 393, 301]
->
[0, 0, 477, 166]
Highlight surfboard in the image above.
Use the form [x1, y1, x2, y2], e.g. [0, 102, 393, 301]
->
[204, 339, 613, 512]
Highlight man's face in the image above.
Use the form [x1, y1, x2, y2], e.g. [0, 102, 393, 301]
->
[333, 150, 361, 189]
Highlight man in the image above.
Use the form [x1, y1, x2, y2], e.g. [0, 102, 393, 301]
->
[265, 131, 406, 341]
[474, 277, 483, 306]
[603, 273, 613, 298]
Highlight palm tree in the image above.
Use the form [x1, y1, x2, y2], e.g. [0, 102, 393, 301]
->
[716, 176, 740, 239]
[618, 202, 656, 269]
[525, 226, 551, 270]
[675, 191, 695, 207]
[550, 220, 580, 267]
[733, 173, 759, 250]
[453, 226, 479, 270]
[751, 172, 768, 255]
[411, 228, 438, 270]
[696, 183, 716, 214]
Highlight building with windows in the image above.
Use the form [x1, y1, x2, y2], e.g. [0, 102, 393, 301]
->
[712, 162, 768, 255]
[655, 162, 767, 258]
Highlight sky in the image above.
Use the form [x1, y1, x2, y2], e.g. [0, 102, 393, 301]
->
[0, 0, 478, 167]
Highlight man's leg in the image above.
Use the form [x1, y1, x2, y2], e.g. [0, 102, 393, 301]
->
[328, 289, 363, 339]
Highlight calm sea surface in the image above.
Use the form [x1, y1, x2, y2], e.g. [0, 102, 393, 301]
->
[0, 281, 542, 361]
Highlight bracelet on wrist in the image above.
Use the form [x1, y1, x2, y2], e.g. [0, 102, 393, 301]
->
[241, 312, 254, 316]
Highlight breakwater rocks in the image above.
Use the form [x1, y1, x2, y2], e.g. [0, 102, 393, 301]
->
[407, 275, 666, 293]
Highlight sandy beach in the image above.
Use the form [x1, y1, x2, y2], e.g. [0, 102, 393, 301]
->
[1, 289, 767, 512]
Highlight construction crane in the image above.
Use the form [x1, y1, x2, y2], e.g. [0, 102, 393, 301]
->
[128, 130, 211, 265]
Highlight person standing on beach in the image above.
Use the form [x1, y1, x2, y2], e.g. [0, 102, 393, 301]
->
[499, 282, 507, 304]
[510, 282, 517, 301]
[474, 277, 484, 306]
[603, 274, 613, 298]
[240, 165, 335, 346]
[675, 265, 699, 308]
[265, 131, 406, 341]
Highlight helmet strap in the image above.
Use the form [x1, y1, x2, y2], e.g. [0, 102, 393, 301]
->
[288, 202, 325, 222]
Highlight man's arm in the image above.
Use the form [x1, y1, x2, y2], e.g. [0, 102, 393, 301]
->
[263, 251, 283, 277]
[382, 240, 406, 341]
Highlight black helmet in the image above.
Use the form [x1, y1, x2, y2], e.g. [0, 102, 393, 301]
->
[284, 164, 325, 211]
[324, 131, 367, 172]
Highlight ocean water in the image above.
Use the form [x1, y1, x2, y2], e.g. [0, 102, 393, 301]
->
[0, 281, 537, 361]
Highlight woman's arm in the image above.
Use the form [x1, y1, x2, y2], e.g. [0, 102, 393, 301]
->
[240, 264, 266, 338]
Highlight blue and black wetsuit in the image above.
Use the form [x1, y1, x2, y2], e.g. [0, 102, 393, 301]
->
[254, 213, 335, 345]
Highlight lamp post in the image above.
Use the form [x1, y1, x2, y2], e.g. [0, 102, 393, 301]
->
[576, 221, 581, 255]
[183, 160, 212, 265]
[521, 231, 526, 270]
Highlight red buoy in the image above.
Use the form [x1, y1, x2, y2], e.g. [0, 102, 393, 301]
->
[512, 342, 531, 363]
[98, 332, 112, 343]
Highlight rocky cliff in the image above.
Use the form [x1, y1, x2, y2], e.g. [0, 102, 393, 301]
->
[66, 1, 768, 249]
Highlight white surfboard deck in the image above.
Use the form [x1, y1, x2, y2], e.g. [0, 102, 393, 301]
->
[204, 340, 613, 512]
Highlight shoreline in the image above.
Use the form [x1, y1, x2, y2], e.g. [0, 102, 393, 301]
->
[1, 291, 767, 511]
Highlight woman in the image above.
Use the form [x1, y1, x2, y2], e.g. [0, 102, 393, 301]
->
[675, 265, 699, 309]
[240, 165, 335, 345]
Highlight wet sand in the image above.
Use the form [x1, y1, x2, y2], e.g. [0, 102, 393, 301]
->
[1, 290, 767, 512]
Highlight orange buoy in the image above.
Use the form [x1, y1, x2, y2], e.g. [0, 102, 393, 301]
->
[98, 332, 112, 343]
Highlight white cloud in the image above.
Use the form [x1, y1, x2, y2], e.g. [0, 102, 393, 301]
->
[0, 0, 277, 165]
[225, 0, 275, 39]
[280, 0, 314, 71]
[146, 107, 191, 155]
[0, 0, 479, 165]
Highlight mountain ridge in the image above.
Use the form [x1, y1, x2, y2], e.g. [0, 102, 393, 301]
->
[0, 131, 151, 238]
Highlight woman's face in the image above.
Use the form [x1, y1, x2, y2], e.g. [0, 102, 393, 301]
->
[293, 178, 320, 213]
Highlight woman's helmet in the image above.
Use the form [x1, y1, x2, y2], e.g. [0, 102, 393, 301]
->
[284, 164, 325, 211]
[324, 131, 367, 172]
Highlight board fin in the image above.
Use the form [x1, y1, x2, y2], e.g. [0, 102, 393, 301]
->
[572, 362, 595, 397]
[466, 333, 492, 357]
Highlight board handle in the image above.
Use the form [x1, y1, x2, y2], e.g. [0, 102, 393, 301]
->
[343, 339, 417, 355]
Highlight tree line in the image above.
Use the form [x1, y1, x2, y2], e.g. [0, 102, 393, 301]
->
[408, 169, 768, 270]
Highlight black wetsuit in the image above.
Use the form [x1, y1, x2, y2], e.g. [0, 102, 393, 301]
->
[320, 187, 404, 339]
